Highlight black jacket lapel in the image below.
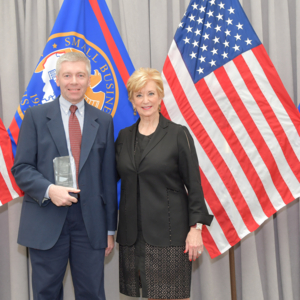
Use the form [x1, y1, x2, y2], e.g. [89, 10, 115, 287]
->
[127, 121, 139, 170]
[139, 114, 169, 166]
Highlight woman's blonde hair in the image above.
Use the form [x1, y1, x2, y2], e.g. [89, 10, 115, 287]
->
[127, 68, 164, 100]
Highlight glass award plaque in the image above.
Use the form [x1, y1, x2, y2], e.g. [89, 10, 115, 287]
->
[53, 156, 74, 188]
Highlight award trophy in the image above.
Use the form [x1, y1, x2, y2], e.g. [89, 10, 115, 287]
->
[53, 156, 74, 188]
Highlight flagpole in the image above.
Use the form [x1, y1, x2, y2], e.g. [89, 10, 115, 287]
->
[229, 247, 237, 300]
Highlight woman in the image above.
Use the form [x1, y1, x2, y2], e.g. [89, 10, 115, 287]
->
[115, 68, 213, 300]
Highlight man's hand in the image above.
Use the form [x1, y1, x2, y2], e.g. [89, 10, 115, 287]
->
[105, 235, 114, 257]
[48, 185, 80, 206]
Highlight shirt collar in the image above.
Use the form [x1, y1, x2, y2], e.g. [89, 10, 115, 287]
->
[59, 96, 85, 116]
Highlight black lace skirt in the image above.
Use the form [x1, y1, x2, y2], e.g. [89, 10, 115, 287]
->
[119, 230, 192, 299]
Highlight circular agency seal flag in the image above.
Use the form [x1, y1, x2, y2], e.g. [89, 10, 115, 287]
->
[34, 32, 119, 116]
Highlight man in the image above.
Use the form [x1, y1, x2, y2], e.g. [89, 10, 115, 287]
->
[12, 52, 118, 300]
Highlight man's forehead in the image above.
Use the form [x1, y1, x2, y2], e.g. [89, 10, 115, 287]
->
[60, 61, 86, 67]
[59, 61, 88, 72]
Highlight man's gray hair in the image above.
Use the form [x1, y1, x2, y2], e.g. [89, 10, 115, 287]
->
[56, 52, 91, 76]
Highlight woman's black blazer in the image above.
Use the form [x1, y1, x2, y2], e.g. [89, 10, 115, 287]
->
[115, 114, 213, 247]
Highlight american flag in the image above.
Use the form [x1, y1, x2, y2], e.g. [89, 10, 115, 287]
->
[161, 0, 300, 258]
[0, 119, 23, 205]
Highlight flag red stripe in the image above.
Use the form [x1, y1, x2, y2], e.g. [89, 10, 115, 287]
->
[0, 124, 23, 196]
[9, 117, 20, 145]
[0, 118, 23, 204]
[253, 45, 300, 136]
[215, 64, 294, 204]
[197, 70, 276, 217]
[1, 148, 22, 196]
[201, 225, 221, 259]
[164, 56, 259, 232]
[233, 54, 300, 187]
[161, 101, 171, 120]
[88, 0, 130, 85]
[0, 173, 15, 204]
[200, 168, 241, 246]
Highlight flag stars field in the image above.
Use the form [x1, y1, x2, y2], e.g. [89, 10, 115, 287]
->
[213, 37, 220, 44]
[192, 3, 199, 10]
[236, 23, 243, 30]
[192, 40, 200, 47]
[183, 37, 190, 44]
[234, 33, 241, 41]
[200, 6, 206, 13]
[201, 44, 208, 51]
[226, 18, 233, 25]
[218, 2, 225, 9]
[197, 67, 204, 74]
[174, 0, 260, 82]
[245, 38, 252, 45]
[215, 25, 222, 32]
[225, 29, 231, 36]
[233, 44, 240, 51]
[199, 55, 206, 62]
[211, 48, 218, 55]
[188, 14, 196, 21]
[203, 33, 210, 40]
[207, 10, 214, 17]
[197, 17, 204, 24]
[186, 25, 193, 33]
[221, 51, 228, 59]
[228, 7, 235, 14]
[216, 13, 223, 21]
[195, 29, 201, 35]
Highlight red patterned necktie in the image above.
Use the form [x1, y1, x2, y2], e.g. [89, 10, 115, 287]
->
[69, 105, 82, 187]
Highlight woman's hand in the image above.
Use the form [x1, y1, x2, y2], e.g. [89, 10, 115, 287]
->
[185, 227, 203, 261]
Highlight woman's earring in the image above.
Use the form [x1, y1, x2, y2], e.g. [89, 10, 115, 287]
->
[133, 108, 137, 115]
[158, 104, 161, 112]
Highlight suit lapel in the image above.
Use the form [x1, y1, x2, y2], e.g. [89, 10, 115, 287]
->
[126, 121, 139, 170]
[139, 114, 168, 166]
[46, 99, 69, 157]
[79, 102, 99, 174]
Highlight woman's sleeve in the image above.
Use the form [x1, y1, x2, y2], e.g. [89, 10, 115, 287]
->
[177, 126, 214, 226]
